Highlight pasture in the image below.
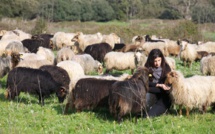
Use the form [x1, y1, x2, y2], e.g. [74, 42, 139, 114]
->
[0, 18, 215, 133]
[0, 57, 215, 134]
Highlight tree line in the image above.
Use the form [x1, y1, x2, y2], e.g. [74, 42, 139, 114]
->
[0, 0, 215, 23]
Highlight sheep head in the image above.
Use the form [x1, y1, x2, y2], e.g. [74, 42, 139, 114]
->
[56, 87, 68, 103]
[165, 71, 178, 87]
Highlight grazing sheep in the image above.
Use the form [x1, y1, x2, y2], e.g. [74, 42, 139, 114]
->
[165, 71, 215, 116]
[165, 57, 176, 70]
[32, 34, 54, 49]
[196, 41, 215, 53]
[84, 43, 112, 63]
[57, 61, 85, 91]
[71, 54, 103, 75]
[39, 65, 70, 102]
[102, 33, 121, 49]
[112, 43, 126, 51]
[165, 39, 181, 57]
[50, 32, 76, 49]
[109, 67, 149, 122]
[16, 59, 52, 69]
[200, 55, 215, 76]
[145, 35, 164, 42]
[56, 47, 75, 64]
[71, 32, 103, 53]
[104, 51, 146, 74]
[179, 41, 198, 67]
[4, 40, 26, 56]
[1, 29, 31, 41]
[64, 78, 116, 114]
[141, 42, 169, 56]
[0, 52, 21, 78]
[196, 51, 209, 61]
[5, 67, 67, 105]
[22, 38, 51, 53]
[36, 47, 55, 64]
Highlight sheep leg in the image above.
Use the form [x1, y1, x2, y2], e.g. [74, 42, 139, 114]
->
[202, 103, 208, 114]
[186, 107, 190, 117]
[131, 69, 134, 74]
[179, 105, 182, 116]
[64, 103, 70, 115]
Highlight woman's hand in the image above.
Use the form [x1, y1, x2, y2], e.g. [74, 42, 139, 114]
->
[156, 84, 170, 90]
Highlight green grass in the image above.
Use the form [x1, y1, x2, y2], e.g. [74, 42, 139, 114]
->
[0, 57, 215, 133]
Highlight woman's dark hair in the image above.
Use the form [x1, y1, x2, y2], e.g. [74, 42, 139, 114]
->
[144, 49, 171, 83]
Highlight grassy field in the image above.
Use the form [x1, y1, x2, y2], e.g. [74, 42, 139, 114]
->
[0, 57, 215, 134]
[0, 18, 215, 133]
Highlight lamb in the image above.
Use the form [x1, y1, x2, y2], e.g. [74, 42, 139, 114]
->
[71, 54, 103, 75]
[64, 78, 117, 114]
[56, 47, 75, 64]
[179, 41, 198, 67]
[5, 67, 67, 105]
[200, 55, 215, 76]
[109, 67, 149, 122]
[84, 42, 112, 63]
[165, 71, 215, 116]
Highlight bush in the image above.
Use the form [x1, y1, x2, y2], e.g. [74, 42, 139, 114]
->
[192, 5, 215, 23]
[31, 18, 47, 35]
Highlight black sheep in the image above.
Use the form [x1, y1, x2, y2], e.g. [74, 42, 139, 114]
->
[64, 78, 116, 114]
[32, 34, 54, 49]
[112, 43, 126, 51]
[6, 67, 66, 105]
[145, 35, 164, 42]
[39, 65, 70, 102]
[22, 38, 51, 53]
[109, 67, 149, 123]
[84, 43, 112, 63]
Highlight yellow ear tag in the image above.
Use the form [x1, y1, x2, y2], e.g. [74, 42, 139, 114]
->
[149, 74, 152, 77]
[20, 54, 23, 58]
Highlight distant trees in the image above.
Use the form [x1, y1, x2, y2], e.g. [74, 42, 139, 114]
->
[0, 0, 215, 23]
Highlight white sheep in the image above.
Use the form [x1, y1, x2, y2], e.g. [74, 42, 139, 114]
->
[36, 47, 55, 64]
[57, 60, 85, 92]
[1, 29, 31, 41]
[71, 32, 103, 53]
[50, 32, 76, 49]
[104, 51, 146, 74]
[71, 54, 103, 75]
[200, 55, 215, 76]
[16, 59, 52, 69]
[141, 41, 169, 56]
[196, 41, 215, 53]
[165, 57, 176, 70]
[0, 40, 21, 56]
[179, 41, 198, 68]
[4, 41, 26, 56]
[102, 33, 121, 48]
[165, 71, 215, 116]
[56, 47, 75, 64]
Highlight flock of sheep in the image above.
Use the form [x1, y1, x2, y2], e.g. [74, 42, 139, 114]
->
[0, 29, 215, 122]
